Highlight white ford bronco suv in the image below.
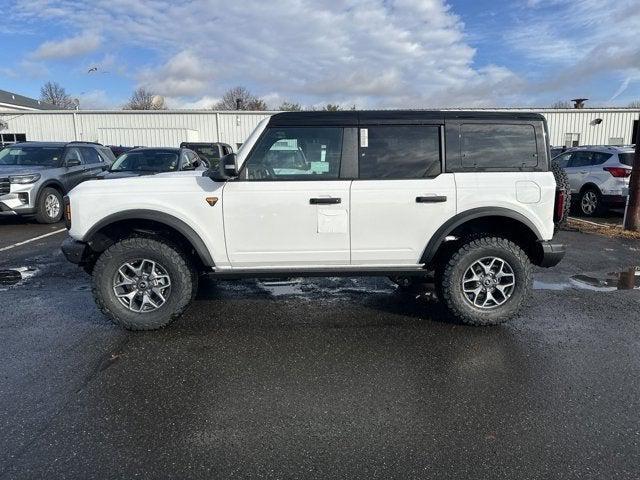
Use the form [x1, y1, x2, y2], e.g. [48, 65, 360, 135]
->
[62, 111, 567, 330]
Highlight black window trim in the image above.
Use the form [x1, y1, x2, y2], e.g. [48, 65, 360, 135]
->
[234, 125, 354, 182]
[355, 123, 444, 181]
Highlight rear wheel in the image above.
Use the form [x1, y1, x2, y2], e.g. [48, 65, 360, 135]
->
[579, 187, 604, 217]
[435, 236, 532, 326]
[92, 237, 197, 330]
[35, 187, 63, 224]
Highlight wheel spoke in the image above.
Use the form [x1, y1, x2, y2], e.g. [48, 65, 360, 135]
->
[112, 258, 172, 314]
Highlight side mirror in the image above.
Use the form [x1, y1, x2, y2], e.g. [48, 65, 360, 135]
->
[207, 153, 238, 181]
[66, 158, 81, 167]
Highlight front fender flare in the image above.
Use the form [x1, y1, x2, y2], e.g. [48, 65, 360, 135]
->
[83, 209, 215, 267]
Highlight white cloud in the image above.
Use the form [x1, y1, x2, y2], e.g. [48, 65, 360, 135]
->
[16, 0, 525, 107]
[31, 31, 102, 60]
[506, 0, 640, 104]
[77, 89, 118, 109]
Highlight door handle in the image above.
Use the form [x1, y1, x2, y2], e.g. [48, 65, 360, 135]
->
[579, 170, 588, 174]
[310, 197, 341, 205]
[416, 195, 447, 203]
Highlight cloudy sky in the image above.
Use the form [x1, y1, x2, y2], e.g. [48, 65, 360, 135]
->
[1, 0, 639, 109]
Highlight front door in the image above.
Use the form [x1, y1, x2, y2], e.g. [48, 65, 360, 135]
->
[350, 125, 456, 265]
[223, 126, 351, 268]
[60, 147, 87, 191]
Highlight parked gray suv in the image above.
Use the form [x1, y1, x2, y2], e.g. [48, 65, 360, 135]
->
[0, 141, 115, 223]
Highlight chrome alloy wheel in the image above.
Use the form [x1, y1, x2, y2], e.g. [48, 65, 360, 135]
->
[581, 190, 598, 215]
[462, 256, 516, 309]
[44, 193, 61, 219]
[112, 259, 172, 313]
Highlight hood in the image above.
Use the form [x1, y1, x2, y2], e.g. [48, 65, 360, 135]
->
[97, 171, 157, 179]
[0, 164, 53, 176]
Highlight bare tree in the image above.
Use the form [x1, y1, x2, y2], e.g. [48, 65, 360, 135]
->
[40, 81, 76, 109]
[627, 100, 640, 109]
[278, 101, 302, 111]
[550, 100, 572, 109]
[213, 86, 267, 111]
[323, 104, 342, 111]
[123, 88, 165, 110]
[123, 87, 166, 110]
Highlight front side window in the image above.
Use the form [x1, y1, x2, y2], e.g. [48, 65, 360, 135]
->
[0, 146, 63, 166]
[242, 127, 343, 180]
[554, 152, 572, 168]
[359, 125, 441, 179]
[80, 147, 102, 164]
[64, 148, 83, 165]
[461, 124, 538, 169]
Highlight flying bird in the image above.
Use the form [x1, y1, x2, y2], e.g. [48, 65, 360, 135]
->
[87, 66, 98, 73]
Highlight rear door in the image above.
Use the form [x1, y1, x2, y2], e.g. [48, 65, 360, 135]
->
[566, 151, 594, 191]
[79, 147, 108, 181]
[350, 124, 456, 265]
[222, 125, 353, 267]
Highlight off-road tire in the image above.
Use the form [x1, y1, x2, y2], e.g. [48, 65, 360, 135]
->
[92, 237, 197, 330]
[435, 236, 532, 326]
[578, 186, 605, 217]
[35, 187, 63, 224]
[550, 160, 571, 230]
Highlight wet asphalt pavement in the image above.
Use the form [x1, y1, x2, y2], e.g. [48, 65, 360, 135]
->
[1, 218, 639, 479]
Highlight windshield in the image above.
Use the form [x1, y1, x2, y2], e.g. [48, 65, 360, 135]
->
[0, 146, 64, 167]
[619, 153, 635, 167]
[110, 150, 180, 172]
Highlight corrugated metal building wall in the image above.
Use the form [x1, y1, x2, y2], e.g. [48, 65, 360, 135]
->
[0, 109, 638, 148]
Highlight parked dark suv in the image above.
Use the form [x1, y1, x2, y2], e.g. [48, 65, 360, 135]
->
[0, 141, 115, 223]
[179, 142, 233, 169]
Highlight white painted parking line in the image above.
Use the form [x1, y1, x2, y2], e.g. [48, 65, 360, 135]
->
[0, 228, 66, 253]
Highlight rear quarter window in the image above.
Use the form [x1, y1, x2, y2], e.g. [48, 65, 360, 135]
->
[461, 123, 538, 170]
[619, 153, 635, 166]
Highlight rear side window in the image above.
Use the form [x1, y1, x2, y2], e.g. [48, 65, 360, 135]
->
[461, 124, 538, 169]
[619, 153, 635, 166]
[569, 151, 612, 167]
[359, 125, 441, 179]
[80, 147, 102, 164]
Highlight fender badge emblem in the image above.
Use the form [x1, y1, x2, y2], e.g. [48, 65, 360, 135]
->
[205, 197, 218, 206]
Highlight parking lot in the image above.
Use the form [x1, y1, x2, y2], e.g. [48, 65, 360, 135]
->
[0, 216, 638, 479]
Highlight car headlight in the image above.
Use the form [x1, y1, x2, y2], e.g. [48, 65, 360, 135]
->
[9, 174, 41, 184]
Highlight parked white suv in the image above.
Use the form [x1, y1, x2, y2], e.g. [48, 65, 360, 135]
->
[62, 111, 567, 330]
[553, 146, 633, 216]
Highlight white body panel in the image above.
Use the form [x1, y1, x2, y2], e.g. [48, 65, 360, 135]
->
[350, 175, 457, 265]
[68, 172, 231, 268]
[221, 180, 351, 267]
[455, 172, 556, 241]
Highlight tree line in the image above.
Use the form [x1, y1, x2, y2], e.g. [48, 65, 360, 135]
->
[39, 81, 351, 111]
[37, 81, 640, 111]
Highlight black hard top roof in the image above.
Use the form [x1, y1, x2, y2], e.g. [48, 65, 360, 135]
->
[269, 110, 546, 126]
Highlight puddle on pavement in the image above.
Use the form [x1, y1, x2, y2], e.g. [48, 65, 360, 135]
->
[535, 267, 640, 292]
[0, 267, 38, 287]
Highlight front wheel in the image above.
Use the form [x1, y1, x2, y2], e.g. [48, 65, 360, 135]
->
[92, 237, 197, 330]
[35, 187, 63, 224]
[435, 236, 532, 326]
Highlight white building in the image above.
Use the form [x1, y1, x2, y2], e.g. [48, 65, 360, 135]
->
[0, 108, 638, 150]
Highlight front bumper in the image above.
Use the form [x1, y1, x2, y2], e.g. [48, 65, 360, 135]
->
[538, 241, 566, 268]
[61, 237, 92, 265]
